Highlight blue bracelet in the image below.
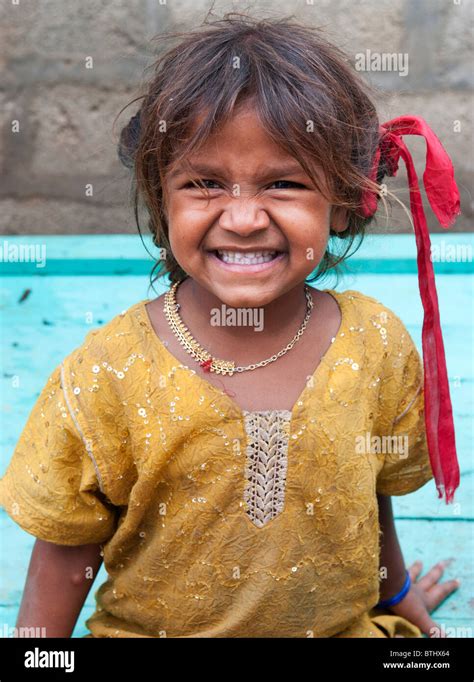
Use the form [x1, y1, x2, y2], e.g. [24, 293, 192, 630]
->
[376, 570, 411, 609]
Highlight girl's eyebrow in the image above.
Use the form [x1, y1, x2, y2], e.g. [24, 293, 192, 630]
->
[168, 162, 306, 180]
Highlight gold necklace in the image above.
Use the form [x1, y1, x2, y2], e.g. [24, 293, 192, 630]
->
[163, 280, 314, 377]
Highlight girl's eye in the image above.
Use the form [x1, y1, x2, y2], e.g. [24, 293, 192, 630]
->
[269, 180, 306, 189]
[183, 179, 221, 189]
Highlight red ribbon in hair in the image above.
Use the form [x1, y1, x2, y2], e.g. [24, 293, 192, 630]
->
[360, 115, 461, 504]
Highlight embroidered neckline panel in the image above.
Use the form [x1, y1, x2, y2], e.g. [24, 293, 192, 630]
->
[241, 409, 292, 528]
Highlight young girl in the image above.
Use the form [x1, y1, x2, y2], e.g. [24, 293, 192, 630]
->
[0, 15, 462, 638]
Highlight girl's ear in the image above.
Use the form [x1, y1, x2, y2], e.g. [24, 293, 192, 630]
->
[330, 206, 348, 233]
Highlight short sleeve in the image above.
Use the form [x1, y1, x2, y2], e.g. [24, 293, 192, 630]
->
[375, 330, 434, 497]
[0, 363, 118, 545]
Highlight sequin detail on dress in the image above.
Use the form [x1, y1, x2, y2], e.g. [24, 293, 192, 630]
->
[242, 409, 292, 528]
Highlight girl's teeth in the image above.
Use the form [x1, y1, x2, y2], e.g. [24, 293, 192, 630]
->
[217, 251, 277, 264]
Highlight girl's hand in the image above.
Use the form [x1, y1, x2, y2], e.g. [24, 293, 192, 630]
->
[387, 559, 460, 637]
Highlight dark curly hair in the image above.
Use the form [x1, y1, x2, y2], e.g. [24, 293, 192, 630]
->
[115, 13, 388, 291]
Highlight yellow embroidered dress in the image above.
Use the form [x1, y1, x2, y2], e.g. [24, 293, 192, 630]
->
[0, 289, 433, 638]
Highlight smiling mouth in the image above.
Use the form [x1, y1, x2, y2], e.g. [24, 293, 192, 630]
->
[211, 250, 284, 265]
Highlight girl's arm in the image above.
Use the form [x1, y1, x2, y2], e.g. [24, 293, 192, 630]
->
[15, 538, 103, 638]
[377, 493, 460, 637]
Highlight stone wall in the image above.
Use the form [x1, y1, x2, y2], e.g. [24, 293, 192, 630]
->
[0, 0, 472, 234]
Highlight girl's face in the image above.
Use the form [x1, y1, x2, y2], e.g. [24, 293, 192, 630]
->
[164, 105, 346, 308]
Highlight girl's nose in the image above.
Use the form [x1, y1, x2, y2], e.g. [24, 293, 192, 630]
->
[218, 198, 271, 236]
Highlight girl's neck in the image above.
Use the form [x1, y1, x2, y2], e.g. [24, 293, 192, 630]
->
[176, 277, 311, 357]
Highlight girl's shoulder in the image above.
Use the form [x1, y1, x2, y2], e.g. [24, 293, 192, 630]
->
[329, 288, 421, 381]
[334, 289, 425, 433]
[331, 287, 397, 313]
[328, 288, 414, 343]
[59, 298, 155, 418]
[64, 298, 150, 369]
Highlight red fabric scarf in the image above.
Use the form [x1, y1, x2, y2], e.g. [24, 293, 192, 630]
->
[360, 115, 461, 504]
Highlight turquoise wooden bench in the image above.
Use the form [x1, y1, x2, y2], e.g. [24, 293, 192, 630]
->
[0, 233, 472, 637]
